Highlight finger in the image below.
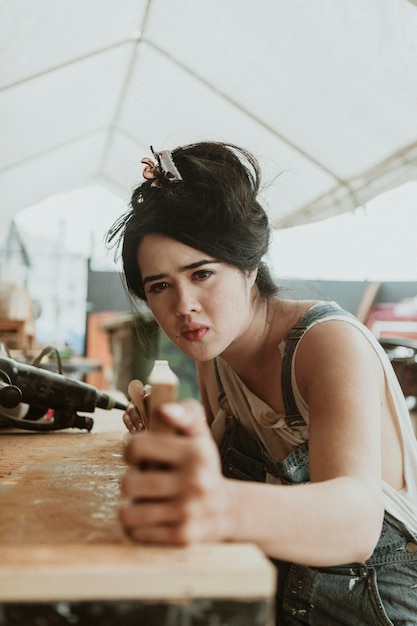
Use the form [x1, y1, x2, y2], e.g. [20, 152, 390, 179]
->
[121, 509, 200, 546]
[128, 379, 150, 428]
[119, 500, 183, 532]
[123, 404, 144, 432]
[125, 524, 189, 546]
[123, 412, 136, 433]
[128, 379, 146, 406]
[155, 400, 209, 437]
[124, 432, 212, 471]
[121, 467, 181, 500]
[123, 432, 185, 466]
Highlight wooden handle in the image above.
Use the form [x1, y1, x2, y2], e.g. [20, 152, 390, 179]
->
[147, 360, 179, 433]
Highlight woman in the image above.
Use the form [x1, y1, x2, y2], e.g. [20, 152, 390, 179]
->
[107, 142, 417, 625]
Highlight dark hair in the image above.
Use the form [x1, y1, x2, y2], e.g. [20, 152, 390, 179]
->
[106, 141, 278, 300]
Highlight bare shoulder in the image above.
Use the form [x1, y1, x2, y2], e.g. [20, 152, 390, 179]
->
[298, 315, 379, 362]
[302, 315, 373, 348]
[296, 316, 385, 396]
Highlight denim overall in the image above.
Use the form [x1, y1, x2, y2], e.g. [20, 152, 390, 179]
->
[216, 303, 417, 625]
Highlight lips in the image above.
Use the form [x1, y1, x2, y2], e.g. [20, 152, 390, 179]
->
[180, 323, 209, 341]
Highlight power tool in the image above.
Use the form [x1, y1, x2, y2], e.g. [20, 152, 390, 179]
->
[0, 347, 127, 432]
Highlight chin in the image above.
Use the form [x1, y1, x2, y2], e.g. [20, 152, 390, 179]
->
[177, 340, 217, 362]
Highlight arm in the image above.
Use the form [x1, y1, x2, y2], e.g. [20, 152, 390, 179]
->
[120, 322, 385, 566]
[228, 320, 385, 565]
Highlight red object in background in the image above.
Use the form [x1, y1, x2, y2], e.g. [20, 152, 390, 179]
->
[366, 303, 417, 341]
[85, 311, 124, 390]
[367, 303, 417, 398]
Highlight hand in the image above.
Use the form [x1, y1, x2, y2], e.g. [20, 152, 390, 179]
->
[119, 400, 234, 545]
[122, 380, 151, 433]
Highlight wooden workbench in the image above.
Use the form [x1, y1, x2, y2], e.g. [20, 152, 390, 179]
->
[0, 405, 276, 625]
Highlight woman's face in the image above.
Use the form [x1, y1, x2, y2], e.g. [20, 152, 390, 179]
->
[137, 233, 257, 361]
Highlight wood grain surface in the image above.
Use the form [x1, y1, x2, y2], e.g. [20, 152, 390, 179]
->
[0, 406, 276, 603]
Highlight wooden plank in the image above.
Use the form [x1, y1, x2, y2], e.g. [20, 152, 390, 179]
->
[0, 427, 128, 546]
[0, 405, 276, 608]
[0, 543, 276, 602]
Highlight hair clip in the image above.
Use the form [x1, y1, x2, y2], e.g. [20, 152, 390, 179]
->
[141, 146, 183, 187]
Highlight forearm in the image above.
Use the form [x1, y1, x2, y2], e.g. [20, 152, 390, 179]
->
[225, 476, 384, 566]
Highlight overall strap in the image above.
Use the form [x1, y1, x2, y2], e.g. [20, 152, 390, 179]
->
[281, 302, 353, 428]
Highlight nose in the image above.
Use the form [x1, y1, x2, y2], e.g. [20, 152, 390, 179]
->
[174, 285, 201, 316]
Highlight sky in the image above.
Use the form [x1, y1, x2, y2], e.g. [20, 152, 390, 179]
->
[15, 180, 417, 282]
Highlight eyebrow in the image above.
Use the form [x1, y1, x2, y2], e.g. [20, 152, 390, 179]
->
[142, 259, 220, 285]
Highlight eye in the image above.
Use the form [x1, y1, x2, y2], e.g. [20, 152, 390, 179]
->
[193, 269, 213, 281]
[147, 281, 169, 294]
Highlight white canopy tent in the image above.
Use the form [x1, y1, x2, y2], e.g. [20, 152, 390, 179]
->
[1, 0, 417, 247]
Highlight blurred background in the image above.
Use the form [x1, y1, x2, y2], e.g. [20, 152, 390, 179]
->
[1, 0, 417, 408]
